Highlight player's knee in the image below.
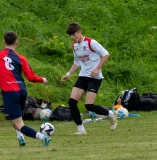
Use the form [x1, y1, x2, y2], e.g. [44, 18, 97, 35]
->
[85, 104, 94, 111]
[68, 98, 78, 109]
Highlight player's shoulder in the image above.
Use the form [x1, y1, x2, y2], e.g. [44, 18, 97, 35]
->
[84, 37, 92, 41]
[84, 37, 98, 52]
[14, 51, 27, 61]
[14, 51, 24, 58]
[84, 37, 97, 44]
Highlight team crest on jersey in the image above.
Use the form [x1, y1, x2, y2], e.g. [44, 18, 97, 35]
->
[3, 56, 14, 70]
[83, 46, 87, 51]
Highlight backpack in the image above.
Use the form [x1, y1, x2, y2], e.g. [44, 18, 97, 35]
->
[114, 88, 141, 111]
[22, 97, 52, 120]
[50, 105, 73, 121]
[138, 93, 157, 111]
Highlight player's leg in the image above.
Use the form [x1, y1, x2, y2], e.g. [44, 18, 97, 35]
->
[2, 91, 26, 146]
[68, 87, 87, 134]
[14, 126, 26, 146]
[85, 91, 109, 115]
[84, 79, 117, 131]
[68, 77, 87, 135]
[11, 117, 51, 146]
[2, 91, 51, 146]
[15, 90, 26, 146]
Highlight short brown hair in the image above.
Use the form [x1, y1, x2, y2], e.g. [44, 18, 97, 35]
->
[66, 22, 82, 35]
[4, 31, 18, 45]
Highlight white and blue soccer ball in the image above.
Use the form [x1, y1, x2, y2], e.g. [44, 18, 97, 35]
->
[116, 107, 129, 119]
[40, 122, 55, 136]
[40, 109, 52, 121]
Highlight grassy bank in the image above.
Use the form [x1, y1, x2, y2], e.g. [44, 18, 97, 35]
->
[0, 0, 157, 110]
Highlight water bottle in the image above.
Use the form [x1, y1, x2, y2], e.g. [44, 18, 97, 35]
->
[129, 113, 140, 117]
[83, 119, 93, 123]
[89, 111, 96, 118]
[89, 111, 106, 119]
[93, 118, 103, 122]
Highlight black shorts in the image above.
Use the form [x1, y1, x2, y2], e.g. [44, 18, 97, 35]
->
[74, 76, 102, 93]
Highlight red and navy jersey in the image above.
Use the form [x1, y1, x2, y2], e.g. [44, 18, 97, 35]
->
[0, 48, 43, 91]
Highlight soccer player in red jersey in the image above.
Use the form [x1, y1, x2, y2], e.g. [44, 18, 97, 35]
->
[0, 31, 51, 146]
[61, 22, 117, 135]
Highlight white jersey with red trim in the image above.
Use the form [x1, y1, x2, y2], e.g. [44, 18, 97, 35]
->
[72, 37, 109, 79]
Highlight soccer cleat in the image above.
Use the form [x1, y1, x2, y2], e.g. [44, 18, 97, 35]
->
[42, 136, 51, 147]
[18, 136, 26, 146]
[73, 130, 87, 135]
[110, 122, 118, 131]
[109, 111, 118, 131]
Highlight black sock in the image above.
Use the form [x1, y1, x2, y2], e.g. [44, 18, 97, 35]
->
[68, 98, 82, 125]
[21, 125, 37, 138]
[85, 104, 109, 115]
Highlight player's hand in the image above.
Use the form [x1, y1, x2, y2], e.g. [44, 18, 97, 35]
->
[90, 69, 99, 77]
[42, 78, 48, 85]
[61, 75, 69, 83]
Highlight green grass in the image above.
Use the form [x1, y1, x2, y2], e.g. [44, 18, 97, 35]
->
[1, 1, 157, 158]
[0, 111, 157, 160]
[0, 0, 157, 108]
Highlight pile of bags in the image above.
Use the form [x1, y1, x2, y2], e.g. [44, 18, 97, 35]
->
[114, 88, 157, 111]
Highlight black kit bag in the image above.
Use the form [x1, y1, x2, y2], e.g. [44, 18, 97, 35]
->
[114, 88, 141, 111]
[138, 93, 157, 111]
[50, 106, 73, 121]
[22, 97, 52, 120]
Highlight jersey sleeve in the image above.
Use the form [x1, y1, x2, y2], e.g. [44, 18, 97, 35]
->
[20, 55, 43, 82]
[90, 39, 109, 57]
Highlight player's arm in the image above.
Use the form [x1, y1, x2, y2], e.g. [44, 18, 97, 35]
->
[96, 54, 109, 70]
[91, 55, 109, 78]
[61, 63, 79, 83]
[61, 50, 80, 83]
[21, 56, 47, 84]
[90, 39, 110, 77]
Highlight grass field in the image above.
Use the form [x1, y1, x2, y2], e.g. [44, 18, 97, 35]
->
[0, 111, 157, 160]
[0, 1, 157, 159]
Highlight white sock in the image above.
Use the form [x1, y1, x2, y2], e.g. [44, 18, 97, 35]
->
[108, 110, 114, 118]
[77, 124, 85, 132]
[15, 130, 24, 139]
[36, 132, 45, 140]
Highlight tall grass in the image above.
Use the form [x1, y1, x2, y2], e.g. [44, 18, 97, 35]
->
[0, 0, 157, 109]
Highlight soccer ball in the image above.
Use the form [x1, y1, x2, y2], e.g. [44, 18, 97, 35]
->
[40, 109, 52, 121]
[116, 107, 129, 119]
[40, 122, 55, 136]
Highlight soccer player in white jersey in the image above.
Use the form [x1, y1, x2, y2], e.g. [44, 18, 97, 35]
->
[61, 22, 117, 134]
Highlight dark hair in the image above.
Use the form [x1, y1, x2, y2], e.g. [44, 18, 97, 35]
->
[66, 22, 82, 35]
[4, 31, 18, 45]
